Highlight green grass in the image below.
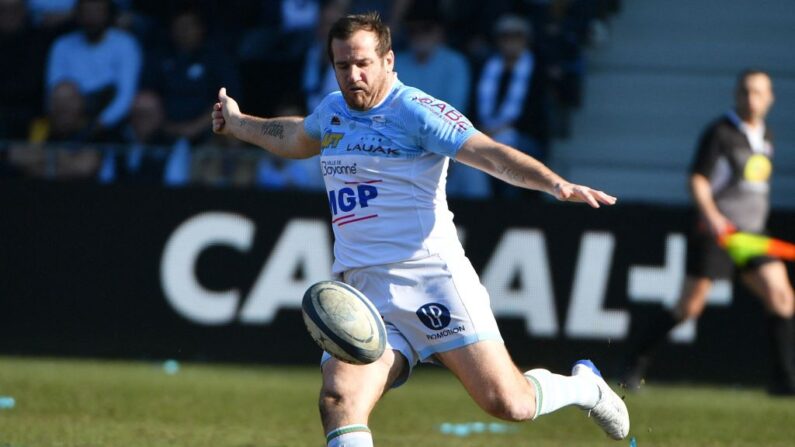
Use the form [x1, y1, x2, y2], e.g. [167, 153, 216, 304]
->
[0, 357, 794, 446]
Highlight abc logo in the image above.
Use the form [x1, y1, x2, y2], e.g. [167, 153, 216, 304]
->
[416, 303, 451, 330]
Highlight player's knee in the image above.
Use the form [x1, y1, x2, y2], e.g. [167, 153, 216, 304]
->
[480, 391, 535, 422]
[318, 386, 361, 420]
[318, 387, 339, 418]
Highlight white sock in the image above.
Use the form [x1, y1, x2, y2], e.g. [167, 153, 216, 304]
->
[523, 368, 600, 418]
[327, 424, 373, 447]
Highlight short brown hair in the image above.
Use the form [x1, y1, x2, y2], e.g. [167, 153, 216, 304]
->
[326, 12, 392, 63]
[736, 68, 771, 90]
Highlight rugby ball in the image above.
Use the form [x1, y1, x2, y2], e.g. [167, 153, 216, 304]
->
[302, 281, 386, 365]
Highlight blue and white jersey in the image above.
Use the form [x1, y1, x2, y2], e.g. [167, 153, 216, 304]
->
[304, 79, 479, 273]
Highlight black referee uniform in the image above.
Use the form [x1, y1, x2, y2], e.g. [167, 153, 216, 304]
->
[624, 110, 795, 394]
[687, 110, 776, 278]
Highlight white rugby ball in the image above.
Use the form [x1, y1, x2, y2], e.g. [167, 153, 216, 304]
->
[302, 280, 386, 365]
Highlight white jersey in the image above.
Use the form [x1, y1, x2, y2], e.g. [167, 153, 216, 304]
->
[304, 79, 479, 272]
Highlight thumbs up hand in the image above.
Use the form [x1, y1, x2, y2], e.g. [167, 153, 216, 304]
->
[212, 87, 241, 135]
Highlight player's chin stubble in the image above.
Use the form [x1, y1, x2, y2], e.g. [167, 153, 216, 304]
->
[344, 91, 369, 111]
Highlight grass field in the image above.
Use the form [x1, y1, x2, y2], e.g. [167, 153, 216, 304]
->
[1, 357, 794, 447]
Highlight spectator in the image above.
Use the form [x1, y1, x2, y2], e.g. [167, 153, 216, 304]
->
[191, 146, 224, 187]
[302, 0, 345, 112]
[394, 5, 490, 199]
[433, 1, 513, 63]
[46, 0, 142, 134]
[121, 90, 170, 146]
[120, 1, 259, 52]
[535, 0, 587, 138]
[29, 81, 94, 144]
[143, 7, 239, 145]
[27, 81, 102, 179]
[0, 0, 48, 139]
[346, 0, 412, 40]
[396, 6, 470, 113]
[238, 0, 321, 62]
[230, 151, 259, 188]
[98, 90, 190, 183]
[475, 14, 548, 160]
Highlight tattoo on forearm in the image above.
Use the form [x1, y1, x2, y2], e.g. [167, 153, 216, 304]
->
[260, 122, 285, 140]
[239, 119, 248, 129]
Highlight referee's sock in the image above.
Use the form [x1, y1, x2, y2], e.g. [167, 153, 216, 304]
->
[766, 315, 795, 394]
[623, 310, 680, 380]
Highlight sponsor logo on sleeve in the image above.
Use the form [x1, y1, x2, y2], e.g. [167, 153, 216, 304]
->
[411, 96, 472, 132]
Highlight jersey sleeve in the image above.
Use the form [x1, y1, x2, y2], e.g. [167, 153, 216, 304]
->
[402, 92, 479, 158]
[303, 105, 322, 140]
[689, 123, 723, 178]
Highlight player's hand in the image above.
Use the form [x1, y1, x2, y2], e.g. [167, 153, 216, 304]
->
[212, 87, 241, 136]
[553, 182, 617, 208]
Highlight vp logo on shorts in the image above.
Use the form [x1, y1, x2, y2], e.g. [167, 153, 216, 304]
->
[416, 303, 451, 330]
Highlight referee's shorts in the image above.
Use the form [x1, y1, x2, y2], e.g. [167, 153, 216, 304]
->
[686, 225, 776, 279]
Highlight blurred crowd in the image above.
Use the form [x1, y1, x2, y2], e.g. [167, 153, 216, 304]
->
[0, 0, 620, 197]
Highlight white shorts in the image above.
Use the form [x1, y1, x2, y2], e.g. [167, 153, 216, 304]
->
[320, 253, 503, 386]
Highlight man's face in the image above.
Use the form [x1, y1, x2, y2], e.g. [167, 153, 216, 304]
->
[131, 92, 164, 140]
[172, 12, 204, 52]
[50, 83, 85, 132]
[407, 24, 442, 58]
[736, 73, 774, 122]
[497, 32, 527, 60]
[331, 30, 394, 111]
[0, 0, 26, 34]
[77, 0, 110, 41]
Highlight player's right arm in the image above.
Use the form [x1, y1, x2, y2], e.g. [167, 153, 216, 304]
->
[211, 88, 321, 159]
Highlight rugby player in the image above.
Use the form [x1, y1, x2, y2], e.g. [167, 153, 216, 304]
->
[212, 13, 629, 446]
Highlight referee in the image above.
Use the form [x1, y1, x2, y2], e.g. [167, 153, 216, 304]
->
[624, 69, 795, 395]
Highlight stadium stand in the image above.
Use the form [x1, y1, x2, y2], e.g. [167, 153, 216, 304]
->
[548, 0, 795, 207]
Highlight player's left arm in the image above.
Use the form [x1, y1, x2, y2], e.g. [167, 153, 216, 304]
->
[456, 132, 616, 207]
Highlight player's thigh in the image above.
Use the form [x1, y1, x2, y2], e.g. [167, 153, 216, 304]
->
[674, 277, 713, 319]
[320, 348, 408, 411]
[741, 260, 795, 317]
[435, 340, 533, 413]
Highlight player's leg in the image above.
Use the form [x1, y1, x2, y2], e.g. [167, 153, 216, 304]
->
[740, 260, 795, 395]
[673, 276, 714, 320]
[436, 340, 629, 439]
[622, 277, 711, 388]
[434, 340, 537, 421]
[741, 260, 795, 317]
[319, 349, 408, 447]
